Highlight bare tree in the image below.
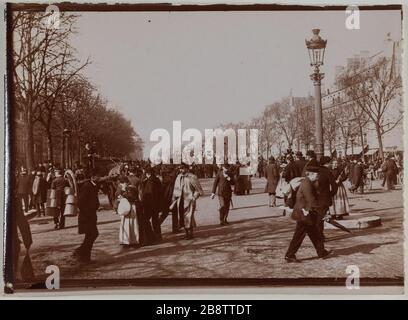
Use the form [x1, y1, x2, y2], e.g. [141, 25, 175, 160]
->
[296, 104, 315, 152]
[337, 56, 402, 159]
[267, 100, 298, 150]
[323, 107, 338, 155]
[12, 11, 89, 169]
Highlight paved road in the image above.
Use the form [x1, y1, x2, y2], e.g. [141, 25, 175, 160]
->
[25, 178, 403, 284]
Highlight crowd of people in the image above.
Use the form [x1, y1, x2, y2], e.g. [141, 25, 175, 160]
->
[262, 149, 401, 263]
[12, 149, 402, 267]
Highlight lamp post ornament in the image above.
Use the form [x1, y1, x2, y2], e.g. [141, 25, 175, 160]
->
[306, 28, 327, 161]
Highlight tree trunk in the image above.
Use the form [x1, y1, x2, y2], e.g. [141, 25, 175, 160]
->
[358, 124, 365, 161]
[328, 140, 332, 156]
[359, 125, 364, 149]
[25, 108, 35, 171]
[77, 134, 82, 165]
[344, 139, 348, 157]
[375, 123, 384, 160]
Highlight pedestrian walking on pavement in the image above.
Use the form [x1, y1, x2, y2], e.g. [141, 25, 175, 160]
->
[172, 163, 203, 239]
[316, 156, 338, 238]
[74, 170, 101, 263]
[16, 168, 31, 213]
[159, 165, 179, 233]
[50, 169, 70, 229]
[264, 157, 280, 207]
[350, 159, 364, 194]
[32, 171, 47, 218]
[329, 160, 350, 218]
[141, 166, 163, 244]
[285, 164, 332, 263]
[381, 155, 398, 191]
[211, 164, 235, 225]
[116, 176, 140, 248]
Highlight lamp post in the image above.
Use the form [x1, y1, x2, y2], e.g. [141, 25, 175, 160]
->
[63, 128, 72, 169]
[306, 29, 327, 161]
[350, 137, 355, 158]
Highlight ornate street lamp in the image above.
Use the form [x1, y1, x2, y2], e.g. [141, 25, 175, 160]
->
[306, 29, 327, 161]
[63, 128, 72, 169]
[350, 137, 355, 157]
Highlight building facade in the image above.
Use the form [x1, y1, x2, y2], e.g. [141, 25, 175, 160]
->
[321, 37, 403, 159]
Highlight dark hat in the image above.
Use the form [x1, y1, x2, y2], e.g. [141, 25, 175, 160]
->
[306, 150, 316, 158]
[305, 159, 320, 172]
[319, 156, 331, 166]
[144, 165, 154, 175]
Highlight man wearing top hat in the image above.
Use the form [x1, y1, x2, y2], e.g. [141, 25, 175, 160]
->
[285, 160, 332, 263]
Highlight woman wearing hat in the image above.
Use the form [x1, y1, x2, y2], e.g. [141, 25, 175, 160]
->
[329, 160, 350, 218]
[116, 176, 140, 248]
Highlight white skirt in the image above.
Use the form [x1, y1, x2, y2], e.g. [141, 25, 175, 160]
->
[275, 177, 289, 199]
[119, 206, 140, 245]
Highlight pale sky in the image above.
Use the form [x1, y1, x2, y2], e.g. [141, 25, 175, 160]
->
[70, 10, 402, 157]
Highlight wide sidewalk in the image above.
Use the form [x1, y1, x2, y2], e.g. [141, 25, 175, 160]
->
[25, 177, 404, 283]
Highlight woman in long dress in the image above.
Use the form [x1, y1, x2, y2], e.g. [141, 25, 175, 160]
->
[116, 176, 140, 248]
[329, 160, 350, 218]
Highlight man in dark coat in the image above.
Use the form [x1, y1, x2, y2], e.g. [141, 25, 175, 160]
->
[159, 166, 178, 233]
[301, 150, 317, 177]
[50, 169, 70, 229]
[282, 155, 297, 183]
[350, 160, 364, 194]
[382, 155, 398, 191]
[285, 164, 332, 263]
[141, 166, 163, 243]
[294, 151, 308, 177]
[315, 157, 338, 238]
[264, 156, 280, 207]
[211, 164, 235, 226]
[32, 171, 48, 217]
[74, 170, 100, 263]
[16, 168, 31, 213]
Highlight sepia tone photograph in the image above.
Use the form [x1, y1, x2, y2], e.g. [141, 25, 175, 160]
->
[2, 2, 405, 294]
